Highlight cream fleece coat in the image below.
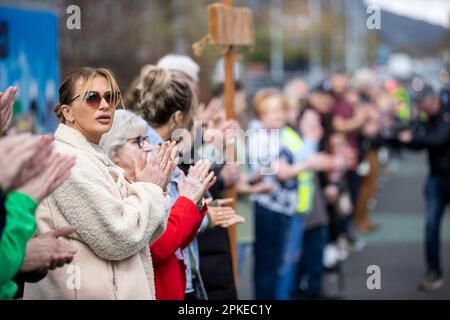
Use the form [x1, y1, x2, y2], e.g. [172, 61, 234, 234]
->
[23, 124, 170, 300]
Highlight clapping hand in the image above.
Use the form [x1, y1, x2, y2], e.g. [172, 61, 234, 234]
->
[21, 226, 77, 273]
[207, 198, 245, 228]
[0, 86, 18, 134]
[134, 141, 179, 191]
[178, 159, 216, 205]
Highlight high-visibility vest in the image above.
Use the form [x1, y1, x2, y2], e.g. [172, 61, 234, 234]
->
[280, 126, 314, 214]
[393, 87, 411, 123]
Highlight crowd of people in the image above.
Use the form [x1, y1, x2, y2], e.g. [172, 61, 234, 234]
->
[1, 53, 449, 300]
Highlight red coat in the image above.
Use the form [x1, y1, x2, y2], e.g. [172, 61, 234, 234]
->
[150, 196, 207, 300]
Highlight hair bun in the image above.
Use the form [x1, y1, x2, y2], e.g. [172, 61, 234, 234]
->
[128, 65, 195, 127]
[142, 67, 172, 97]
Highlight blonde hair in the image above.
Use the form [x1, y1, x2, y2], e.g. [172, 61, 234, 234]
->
[123, 64, 154, 109]
[252, 88, 287, 119]
[127, 65, 196, 128]
[55, 67, 122, 124]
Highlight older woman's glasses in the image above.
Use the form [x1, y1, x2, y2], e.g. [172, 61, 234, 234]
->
[127, 135, 150, 149]
[69, 91, 120, 109]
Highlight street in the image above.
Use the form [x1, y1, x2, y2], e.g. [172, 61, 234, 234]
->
[239, 151, 450, 299]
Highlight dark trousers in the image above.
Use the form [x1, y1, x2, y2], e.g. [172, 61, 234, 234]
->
[345, 170, 361, 235]
[254, 202, 292, 300]
[347, 170, 361, 206]
[327, 205, 342, 243]
[425, 175, 450, 276]
[296, 225, 328, 296]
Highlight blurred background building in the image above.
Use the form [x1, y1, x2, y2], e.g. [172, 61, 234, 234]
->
[1, 0, 449, 131]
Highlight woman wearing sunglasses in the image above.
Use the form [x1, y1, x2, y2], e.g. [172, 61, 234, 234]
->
[101, 109, 216, 300]
[24, 67, 176, 300]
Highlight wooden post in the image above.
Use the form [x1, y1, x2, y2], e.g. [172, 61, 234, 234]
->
[222, 0, 239, 293]
[204, 0, 254, 294]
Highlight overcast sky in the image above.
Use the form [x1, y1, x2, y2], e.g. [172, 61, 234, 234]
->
[364, 0, 450, 28]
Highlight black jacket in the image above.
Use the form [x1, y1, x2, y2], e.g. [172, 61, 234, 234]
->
[198, 173, 237, 300]
[197, 226, 237, 300]
[409, 99, 450, 177]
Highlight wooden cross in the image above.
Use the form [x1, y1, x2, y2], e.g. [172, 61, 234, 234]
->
[207, 0, 254, 291]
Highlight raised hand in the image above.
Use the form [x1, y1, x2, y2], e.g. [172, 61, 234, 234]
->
[236, 173, 275, 195]
[204, 115, 241, 149]
[250, 182, 275, 194]
[207, 198, 245, 228]
[134, 141, 179, 190]
[0, 134, 54, 193]
[0, 86, 18, 134]
[305, 152, 335, 172]
[12, 135, 55, 188]
[208, 206, 236, 227]
[220, 163, 241, 188]
[195, 98, 223, 123]
[220, 214, 245, 228]
[178, 159, 216, 205]
[17, 152, 76, 202]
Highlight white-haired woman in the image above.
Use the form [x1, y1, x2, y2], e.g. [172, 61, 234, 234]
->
[100, 109, 215, 300]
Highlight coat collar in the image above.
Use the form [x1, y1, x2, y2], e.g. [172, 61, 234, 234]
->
[54, 123, 115, 167]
